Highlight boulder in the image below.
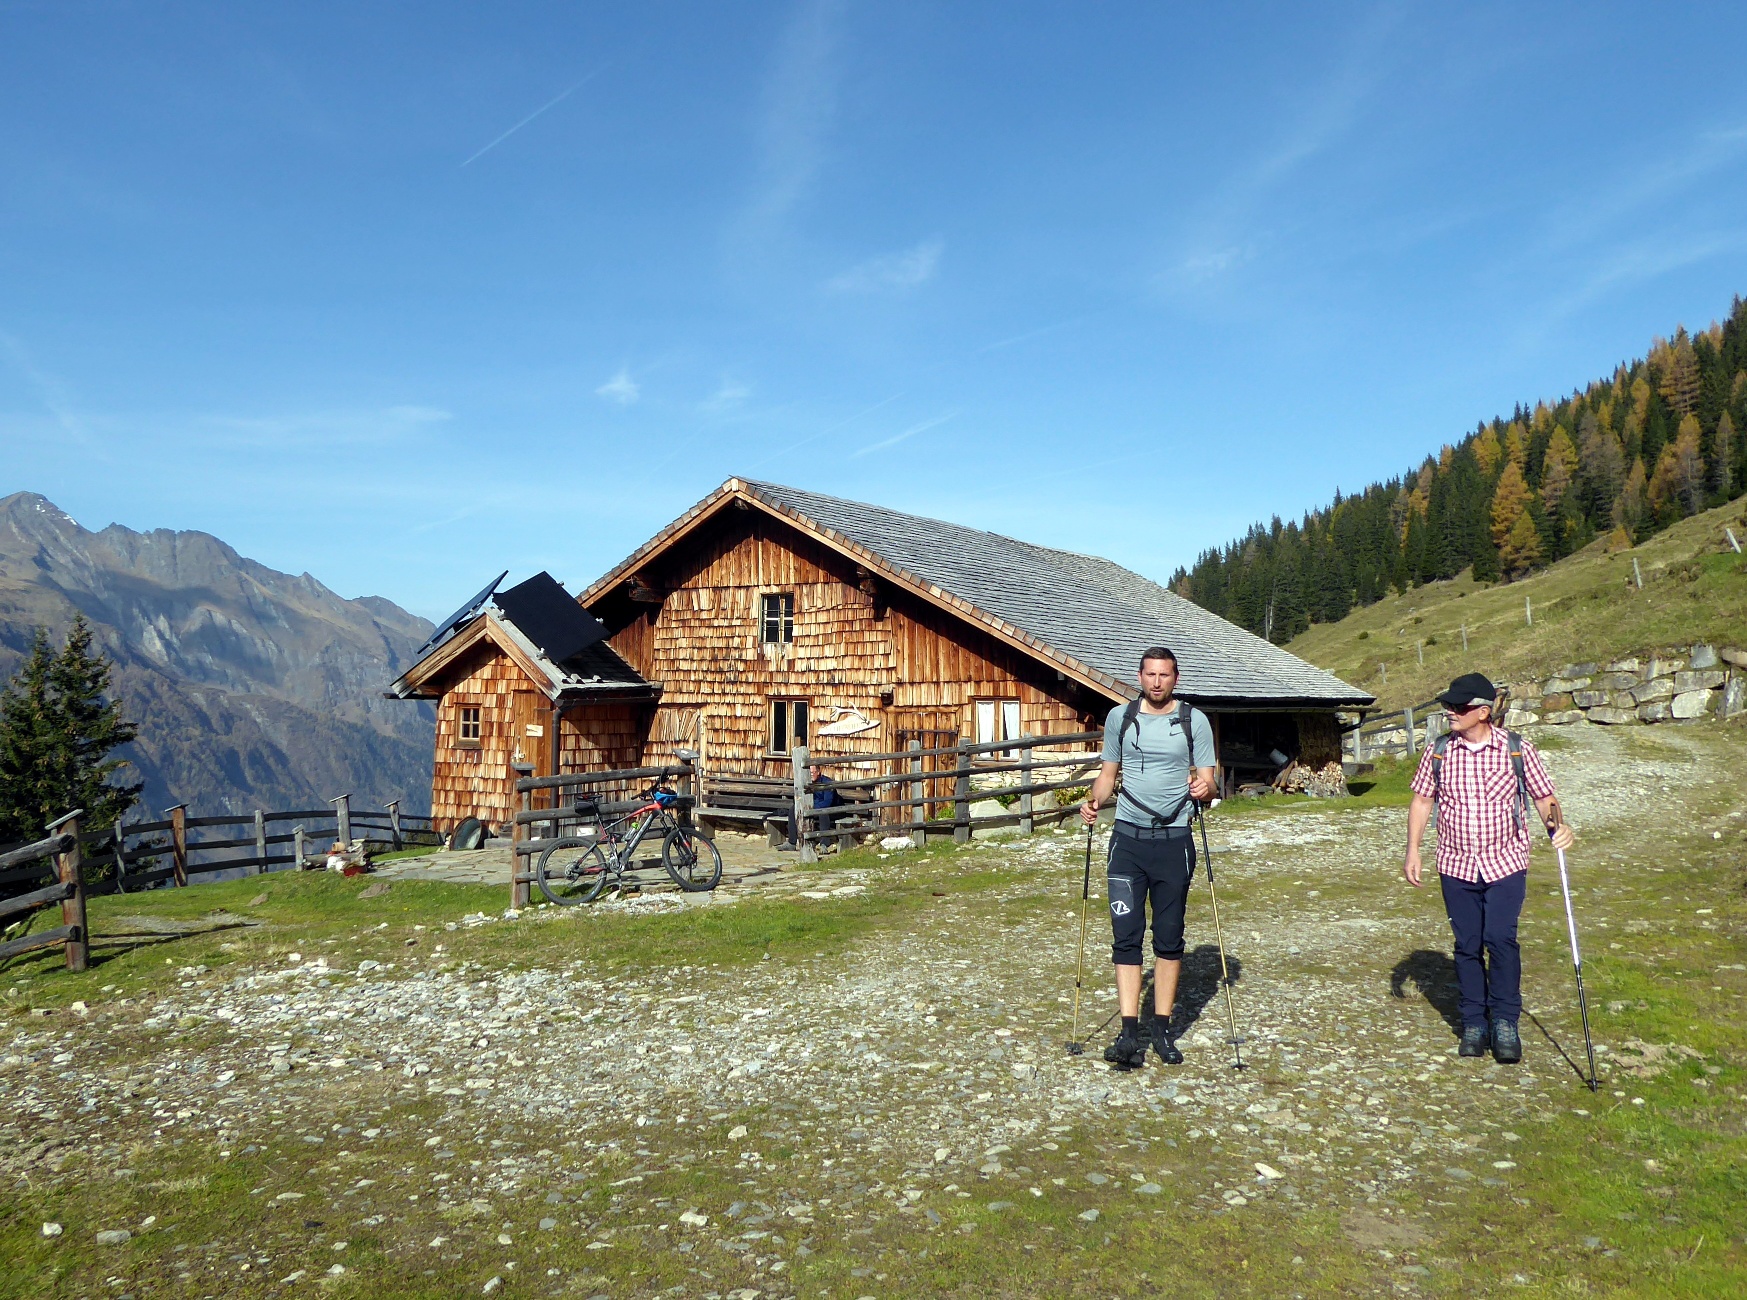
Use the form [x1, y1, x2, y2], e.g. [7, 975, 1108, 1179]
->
[1673, 669, 1725, 693]
[1636, 701, 1671, 723]
[1592, 672, 1638, 691]
[1646, 656, 1685, 678]
[1584, 706, 1639, 725]
[1609, 691, 1638, 708]
[1721, 675, 1747, 719]
[1631, 677, 1675, 703]
[1688, 644, 1718, 670]
[1542, 709, 1585, 725]
[1560, 662, 1600, 678]
[1540, 692, 1575, 711]
[1503, 709, 1539, 728]
[1670, 690, 1717, 720]
[1720, 647, 1747, 668]
[1572, 690, 1610, 708]
[1605, 657, 1641, 674]
[1544, 676, 1592, 694]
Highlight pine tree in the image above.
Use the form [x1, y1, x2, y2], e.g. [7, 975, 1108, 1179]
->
[1498, 511, 1543, 578]
[0, 616, 141, 844]
[1648, 414, 1706, 522]
[1577, 411, 1625, 521]
[1616, 457, 1649, 538]
[1540, 424, 1578, 514]
[1713, 410, 1737, 501]
[1656, 327, 1702, 417]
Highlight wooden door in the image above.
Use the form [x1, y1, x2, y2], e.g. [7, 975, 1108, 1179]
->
[510, 692, 554, 779]
[892, 710, 960, 820]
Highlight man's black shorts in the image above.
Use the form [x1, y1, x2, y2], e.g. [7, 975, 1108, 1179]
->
[1107, 824, 1195, 964]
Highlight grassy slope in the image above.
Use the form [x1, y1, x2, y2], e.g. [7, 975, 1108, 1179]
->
[1286, 497, 1747, 712]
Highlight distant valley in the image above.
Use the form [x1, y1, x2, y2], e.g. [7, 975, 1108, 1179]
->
[0, 491, 435, 820]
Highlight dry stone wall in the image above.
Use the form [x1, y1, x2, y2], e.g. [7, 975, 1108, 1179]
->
[1501, 643, 1746, 729]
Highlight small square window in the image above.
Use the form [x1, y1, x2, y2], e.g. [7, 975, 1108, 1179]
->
[760, 592, 795, 644]
[458, 705, 482, 747]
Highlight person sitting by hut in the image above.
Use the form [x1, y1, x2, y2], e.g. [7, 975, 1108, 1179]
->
[783, 764, 845, 850]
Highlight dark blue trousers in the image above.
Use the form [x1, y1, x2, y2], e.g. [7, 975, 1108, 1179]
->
[1439, 870, 1526, 1027]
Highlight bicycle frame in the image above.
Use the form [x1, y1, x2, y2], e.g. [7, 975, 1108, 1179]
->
[596, 799, 676, 878]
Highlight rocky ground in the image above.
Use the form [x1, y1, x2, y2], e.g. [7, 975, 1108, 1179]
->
[4, 723, 1745, 1298]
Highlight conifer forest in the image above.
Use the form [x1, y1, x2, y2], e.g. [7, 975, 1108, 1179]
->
[1174, 297, 1747, 643]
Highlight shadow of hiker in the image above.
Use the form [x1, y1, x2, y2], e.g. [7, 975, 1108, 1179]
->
[1391, 948, 1462, 1036]
[1149, 943, 1242, 1034]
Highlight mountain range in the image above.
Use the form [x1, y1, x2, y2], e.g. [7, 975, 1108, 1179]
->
[0, 491, 435, 819]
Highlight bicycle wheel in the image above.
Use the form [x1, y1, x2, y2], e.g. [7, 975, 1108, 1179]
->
[536, 837, 612, 905]
[662, 826, 723, 891]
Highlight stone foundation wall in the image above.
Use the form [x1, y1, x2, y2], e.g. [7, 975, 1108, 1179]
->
[1501, 643, 1747, 728]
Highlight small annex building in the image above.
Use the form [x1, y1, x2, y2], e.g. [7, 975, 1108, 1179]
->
[391, 478, 1375, 833]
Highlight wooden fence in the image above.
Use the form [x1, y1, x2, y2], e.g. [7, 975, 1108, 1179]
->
[506, 729, 1104, 908]
[1342, 694, 1526, 762]
[0, 810, 89, 971]
[0, 795, 438, 900]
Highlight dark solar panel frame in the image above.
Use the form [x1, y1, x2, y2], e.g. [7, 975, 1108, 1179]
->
[492, 571, 609, 665]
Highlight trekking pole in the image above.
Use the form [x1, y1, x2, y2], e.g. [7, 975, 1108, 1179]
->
[1065, 820, 1093, 1055]
[1552, 832, 1599, 1091]
[1195, 801, 1246, 1071]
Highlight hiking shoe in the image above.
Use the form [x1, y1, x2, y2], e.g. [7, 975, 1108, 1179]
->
[1491, 1020, 1522, 1064]
[1103, 1026, 1147, 1069]
[1458, 1024, 1489, 1057]
[1150, 1018, 1184, 1065]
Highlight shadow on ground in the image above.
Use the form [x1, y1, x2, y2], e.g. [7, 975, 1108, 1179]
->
[1391, 948, 1461, 1036]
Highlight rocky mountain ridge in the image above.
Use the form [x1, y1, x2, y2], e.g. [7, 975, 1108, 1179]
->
[0, 491, 435, 819]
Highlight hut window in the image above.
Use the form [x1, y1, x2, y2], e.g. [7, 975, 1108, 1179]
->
[457, 706, 482, 748]
[973, 698, 1023, 757]
[760, 592, 795, 644]
[767, 698, 809, 754]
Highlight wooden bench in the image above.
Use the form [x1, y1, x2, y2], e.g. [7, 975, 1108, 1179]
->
[695, 772, 878, 850]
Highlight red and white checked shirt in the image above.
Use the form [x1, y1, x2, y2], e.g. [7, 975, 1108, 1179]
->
[1409, 726, 1556, 882]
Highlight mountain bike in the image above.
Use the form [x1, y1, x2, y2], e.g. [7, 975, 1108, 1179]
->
[534, 784, 722, 904]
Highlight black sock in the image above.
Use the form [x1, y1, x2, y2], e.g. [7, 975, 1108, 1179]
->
[1121, 1016, 1139, 1037]
[1155, 1012, 1173, 1033]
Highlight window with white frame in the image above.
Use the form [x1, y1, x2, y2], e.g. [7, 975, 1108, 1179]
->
[973, 698, 1023, 757]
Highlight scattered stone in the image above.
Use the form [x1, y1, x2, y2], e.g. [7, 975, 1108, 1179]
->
[1078, 1209, 1100, 1222]
[1718, 646, 1747, 668]
[539, 1217, 557, 1230]
[1688, 645, 1718, 670]
[249, 893, 269, 906]
[1254, 1163, 1283, 1180]
[679, 1211, 708, 1228]
[1136, 1182, 1162, 1194]
[358, 882, 391, 900]
[95, 1229, 131, 1245]
[41, 1222, 61, 1237]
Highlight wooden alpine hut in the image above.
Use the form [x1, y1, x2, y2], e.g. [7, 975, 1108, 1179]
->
[391, 478, 1374, 834]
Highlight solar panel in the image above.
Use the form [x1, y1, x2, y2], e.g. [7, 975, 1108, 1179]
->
[415, 570, 508, 658]
[492, 571, 609, 665]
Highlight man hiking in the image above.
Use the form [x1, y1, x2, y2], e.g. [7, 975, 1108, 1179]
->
[1404, 672, 1576, 1063]
[1080, 647, 1217, 1068]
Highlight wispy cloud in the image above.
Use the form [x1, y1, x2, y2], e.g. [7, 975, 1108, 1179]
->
[744, 391, 904, 470]
[825, 236, 944, 293]
[198, 404, 452, 448]
[851, 411, 956, 459]
[701, 379, 752, 413]
[0, 331, 90, 444]
[740, 0, 845, 238]
[596, 368, 640, 406]
[461, 67, 605, 168]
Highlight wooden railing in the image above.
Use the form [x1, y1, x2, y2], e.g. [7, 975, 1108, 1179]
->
[507, 761, 697, 907]
[0, 795, 437, 899]
[0, 810, 88, 972]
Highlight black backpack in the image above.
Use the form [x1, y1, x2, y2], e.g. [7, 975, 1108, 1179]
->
[1114, 697, 1202, 828]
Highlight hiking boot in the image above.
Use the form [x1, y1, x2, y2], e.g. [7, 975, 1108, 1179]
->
[1150, 1018, 1183, 1065]
[1103, 1025, 1147, 1069]
[1491, 1020, 1522, 1064]
[1458, 1023, 1489, 1057]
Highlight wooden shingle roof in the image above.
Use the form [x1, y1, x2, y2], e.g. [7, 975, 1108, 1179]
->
[583, 478, 1373, 709]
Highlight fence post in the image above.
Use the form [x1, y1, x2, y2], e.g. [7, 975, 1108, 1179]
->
[252, 809, 267, 876]
[792, 746, 816, 864]
[1018, 740, 1034, 836]
[1525, 596, 1533, 626]
[512, 764, 534, 909]
[953, 742, 971, 844]
[167, 804, 189, 886]
[1353, 716, 1366, 762]
[676, 763, 694, 831]
[113, 817, 128, 893]
[293, 825, 306, 869]
[908, 740, 925, 848]
[385, 800, 403, 851]
[1404, 707, 1416, 758]
[331, 793, 352, 848]
[48, 810, 87, 973]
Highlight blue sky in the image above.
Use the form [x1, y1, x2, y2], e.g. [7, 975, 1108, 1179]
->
[7, 2, 1747, 620]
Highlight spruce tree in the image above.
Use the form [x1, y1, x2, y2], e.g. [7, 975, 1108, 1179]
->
[0, 617, 141, 844]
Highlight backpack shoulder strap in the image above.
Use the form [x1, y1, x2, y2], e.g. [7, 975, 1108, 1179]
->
[1176, 701, 1196, 768]
[1429, 731, 1452, 799]
[1118, 698, 1143, 751]
[1505, 729, 1530, 824]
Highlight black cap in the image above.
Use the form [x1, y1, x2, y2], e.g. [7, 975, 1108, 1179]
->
[1435, 672, 1498, 709]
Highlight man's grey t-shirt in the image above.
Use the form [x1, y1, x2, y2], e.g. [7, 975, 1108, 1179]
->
[1101, 701, 1217, 828]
